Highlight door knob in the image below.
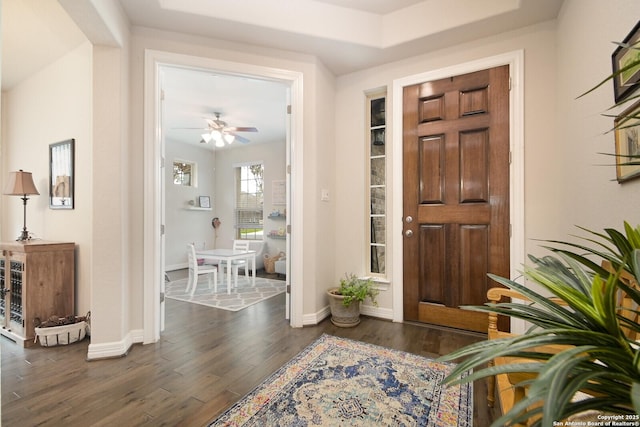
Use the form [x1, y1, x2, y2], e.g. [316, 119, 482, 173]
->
[405, 216, 413, 223]
[405, 230, 413, 237]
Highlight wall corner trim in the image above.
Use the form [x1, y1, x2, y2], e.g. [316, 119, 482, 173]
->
[86, 329, 143, 360]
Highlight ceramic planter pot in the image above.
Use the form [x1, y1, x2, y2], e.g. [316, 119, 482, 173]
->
[327, 287, 361, 327]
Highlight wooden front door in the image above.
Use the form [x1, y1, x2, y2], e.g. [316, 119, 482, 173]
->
[402, 66, 510, 333]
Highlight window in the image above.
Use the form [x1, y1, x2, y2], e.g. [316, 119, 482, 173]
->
[235, 163, 264, 239]
[367, 93, 386, 275]
[173, 160, 196, 186]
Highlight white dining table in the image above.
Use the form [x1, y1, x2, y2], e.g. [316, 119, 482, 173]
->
[196, 248, 256, 293]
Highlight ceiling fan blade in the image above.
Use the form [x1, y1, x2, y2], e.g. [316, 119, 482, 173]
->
[232, 134, 251, 144]
[206, 119, 223, 129]
[172, 127, 209, 130]
[227, 126, 258, 133]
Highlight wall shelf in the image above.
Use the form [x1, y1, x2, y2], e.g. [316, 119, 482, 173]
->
[184, 207, 212, 211]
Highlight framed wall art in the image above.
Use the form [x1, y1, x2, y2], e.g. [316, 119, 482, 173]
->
[614, 100, 640, 183]
[49, 139, 75, 209]
[612, 20, 640, 103]
[198, 196, 211, 208]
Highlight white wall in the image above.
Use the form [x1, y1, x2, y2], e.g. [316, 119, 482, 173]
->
[1, 41, 93, 316]
[554, 0, 640, 235]
[91, 41, 132, 349]
[214, 140, 287, 256]
[164, 139, 287, 269]
[165, 141, 216, 269]
[312, 62, 337, 315]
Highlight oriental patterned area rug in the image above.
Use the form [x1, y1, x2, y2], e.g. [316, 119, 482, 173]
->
[209, 334, 472, 427]
[165, 276, 286, 311]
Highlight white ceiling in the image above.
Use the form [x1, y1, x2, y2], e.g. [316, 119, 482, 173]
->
[1, 0, 86, 90]
[1, 0, 565, 151]
[161, 67, 288, 148]
[117, 0, 564, 75]
[314, 0, 424, 14]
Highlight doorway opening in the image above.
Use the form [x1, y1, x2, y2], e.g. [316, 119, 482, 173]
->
[161, 66, 287, 319]
[143, 50, 304, 343]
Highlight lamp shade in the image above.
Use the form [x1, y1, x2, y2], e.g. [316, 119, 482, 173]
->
[3, 170, 39, 196]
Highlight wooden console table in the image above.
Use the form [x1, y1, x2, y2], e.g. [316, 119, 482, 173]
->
[0, 241, 75, 346]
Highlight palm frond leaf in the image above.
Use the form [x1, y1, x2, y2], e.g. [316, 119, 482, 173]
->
[440, 223, 640, 425]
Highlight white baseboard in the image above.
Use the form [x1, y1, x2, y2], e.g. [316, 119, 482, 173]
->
[304, 306, 331, 325]
[166, 263, 187, 272]
[86, 329, 144, 360]
[304, 304, 393, 325]
[130, 328, 145, 344]
[360, 304, 393, 320]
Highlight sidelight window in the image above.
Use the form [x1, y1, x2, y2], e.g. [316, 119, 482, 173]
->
[367, 92, 387, 276]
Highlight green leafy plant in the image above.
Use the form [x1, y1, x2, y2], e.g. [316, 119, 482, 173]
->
[439, 222, 640, 426]
[335, 273, 379, 307]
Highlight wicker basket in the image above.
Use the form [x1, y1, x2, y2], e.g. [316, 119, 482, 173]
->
[264, 252, 284, 273]
[35, 321, 88, 347]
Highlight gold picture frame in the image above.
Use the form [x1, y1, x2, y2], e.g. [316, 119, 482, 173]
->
[614, 100, 640, 183]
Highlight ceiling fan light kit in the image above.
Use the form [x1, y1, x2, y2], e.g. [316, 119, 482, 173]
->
[184, 112, 257, 147]
[201, 129, 235, 145]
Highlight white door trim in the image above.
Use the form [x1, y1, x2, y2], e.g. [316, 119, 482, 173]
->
[391, 50, 525, 322]
[143, 49, 305, 343]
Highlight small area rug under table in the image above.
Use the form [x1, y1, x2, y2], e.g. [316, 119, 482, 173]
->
[209, 334, 472, 427]
[165, 276, 286, 311]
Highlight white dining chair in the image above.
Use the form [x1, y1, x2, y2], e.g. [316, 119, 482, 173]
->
[227, 240, 251, 287]
[186, 244, 218, 296]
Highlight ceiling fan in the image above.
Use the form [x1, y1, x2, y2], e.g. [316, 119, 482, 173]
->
[180, 112, 258, 147]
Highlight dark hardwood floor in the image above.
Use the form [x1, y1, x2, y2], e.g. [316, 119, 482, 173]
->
[1, 284, 500, 426]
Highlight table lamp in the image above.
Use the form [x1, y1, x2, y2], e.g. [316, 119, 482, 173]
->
[3, 170, 39, 241]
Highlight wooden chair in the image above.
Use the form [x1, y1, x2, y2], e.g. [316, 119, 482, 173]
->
[486, 288, 568, 426]
[186, 244, 218, 296]
[602, 260, 640, 341]
[487, 264, 640, 425]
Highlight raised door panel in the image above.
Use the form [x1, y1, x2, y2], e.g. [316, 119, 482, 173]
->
[403, 66, 510, 333]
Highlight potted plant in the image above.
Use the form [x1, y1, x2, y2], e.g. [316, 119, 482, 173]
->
[439, 222, 640, 426]
[327, 273, 379, 327]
